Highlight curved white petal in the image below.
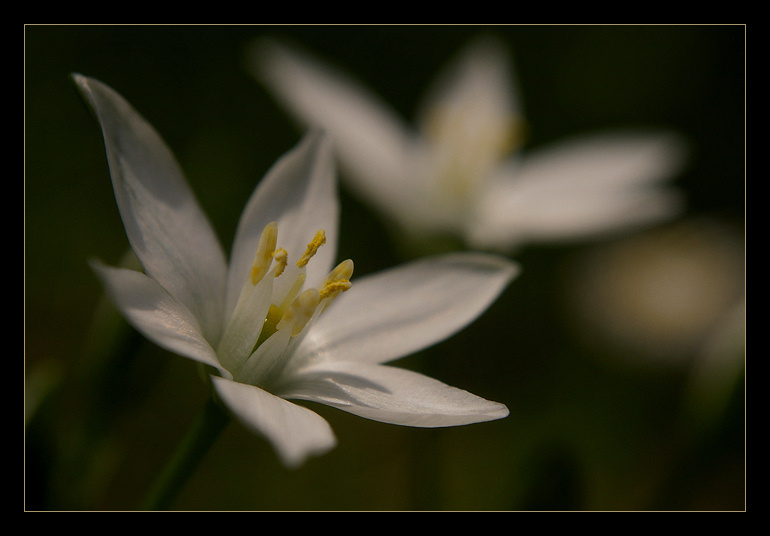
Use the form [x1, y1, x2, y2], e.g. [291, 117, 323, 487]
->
[292, 253, 519, 366]
[90, 260, 227, 377]
[211, 376, 337, 468]
[278, 360, 509, 427]
[470, 130, 688, 251]
[74, 74, 228, 342]
[248, 38, 416, 217]
[226, 132, 339, 314]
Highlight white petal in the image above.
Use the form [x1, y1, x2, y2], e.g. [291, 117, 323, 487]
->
[470, 130, 688, 251]
[471, 187, 685, 251]
[248, 38, 416, 217]
[277, 360, 509, 427]
[293, 253, 519, 365]
[90, 260, 227, 377]
[210, 376, 337, 468]
[504, 130, 688, 191]
[226, 132, 339, 314]
[74, 74, 228, 342]
[405, 38, 524, 236]
[417, 35, 522, 143]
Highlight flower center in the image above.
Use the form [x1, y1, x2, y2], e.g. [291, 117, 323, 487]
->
[217, 222, 353, 385]
[424, 105, 526, 208]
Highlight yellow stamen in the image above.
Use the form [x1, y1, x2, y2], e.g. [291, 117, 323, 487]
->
[250, 222, 278, 285]
[255, 270, 307, 346]
[266, 304, 283, 327]
[296, 230, 326, 268]
[324, 259, 354, 285]
[278, 272, 306, 314]
[319, 279, 351, 299]
[318, 259, 354, 308]
[272, 248, 288, 277]
[277, 288, 320, 336]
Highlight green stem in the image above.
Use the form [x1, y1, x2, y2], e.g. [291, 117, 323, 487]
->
[140, 395, 231, 510]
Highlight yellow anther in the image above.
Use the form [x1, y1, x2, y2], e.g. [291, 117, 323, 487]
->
[250, 222, 278, 285]
[277, 288, 320, 336]
[324, 259, 355, 285]
[272, 248, 288, 277]
[296, 230, 326, 268]
[318, 259, 354, 307]
[319, 279, 351, 299]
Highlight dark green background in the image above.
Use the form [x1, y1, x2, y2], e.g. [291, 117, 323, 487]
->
[25, 24, 745, 511]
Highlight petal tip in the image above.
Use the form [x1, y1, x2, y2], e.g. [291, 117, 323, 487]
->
[71, 72, 102, 102]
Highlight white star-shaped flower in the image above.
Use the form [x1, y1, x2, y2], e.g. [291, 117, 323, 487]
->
[250, 36, 688, 252]
[75, 74, 517, 468]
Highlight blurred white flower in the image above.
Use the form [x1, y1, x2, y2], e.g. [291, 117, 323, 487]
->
[75, 74, 517, 468]
[564, 218, 744, 429]
[249, 36, 688, 253]
[564, 218, 744, 366]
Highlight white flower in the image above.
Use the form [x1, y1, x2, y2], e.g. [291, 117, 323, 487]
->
[562, 218, 744, 428]
[74, 74, 517, 468]
[564, 219, 744, 365]
[250, 36, 688, 252]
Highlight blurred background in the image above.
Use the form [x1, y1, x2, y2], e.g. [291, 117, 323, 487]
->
[24, 24, 745, 511]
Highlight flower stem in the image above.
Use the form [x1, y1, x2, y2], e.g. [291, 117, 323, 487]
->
[140, 395, 231, 510]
